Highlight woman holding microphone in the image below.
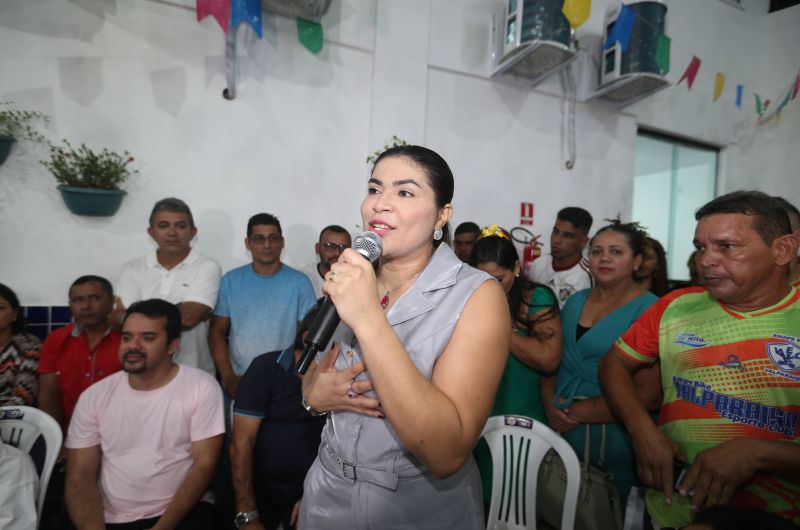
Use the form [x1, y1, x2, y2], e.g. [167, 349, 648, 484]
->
[298, 146, 509, 529]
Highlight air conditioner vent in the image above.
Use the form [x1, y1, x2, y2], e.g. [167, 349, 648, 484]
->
[261, 0, 330, 21]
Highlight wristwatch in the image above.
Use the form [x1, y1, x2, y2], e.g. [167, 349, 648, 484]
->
[301, 394, 327, 417]
[234, 510, 259, 528]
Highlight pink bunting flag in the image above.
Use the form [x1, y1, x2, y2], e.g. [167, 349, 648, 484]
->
[678, 56, 701, 90]
[197, 0, 230, 32]
[793, 73, 799, 100]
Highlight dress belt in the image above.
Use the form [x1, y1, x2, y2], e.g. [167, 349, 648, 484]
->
[318, 441, 426, 491]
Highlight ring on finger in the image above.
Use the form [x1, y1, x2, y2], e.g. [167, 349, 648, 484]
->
[346, 381, 358, 399]
[329, 270, 338, 282]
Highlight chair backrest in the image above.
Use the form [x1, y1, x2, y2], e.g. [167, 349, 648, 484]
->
[0, 406, 63, 521]
[480, 415, 580, 530]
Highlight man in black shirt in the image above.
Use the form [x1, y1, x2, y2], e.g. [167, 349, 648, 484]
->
[230, 305, 324, 530]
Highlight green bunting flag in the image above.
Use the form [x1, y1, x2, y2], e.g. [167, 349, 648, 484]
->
[755, 94, 764, 116]
[656, 33, 670, 75]
[297, 18, 323, 54]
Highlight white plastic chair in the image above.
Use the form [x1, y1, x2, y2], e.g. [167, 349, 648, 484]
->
[480, 415, 580, 530]
[0, 405, 63, 522]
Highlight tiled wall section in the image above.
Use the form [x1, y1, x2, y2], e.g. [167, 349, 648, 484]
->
[23, 306, 72, 341]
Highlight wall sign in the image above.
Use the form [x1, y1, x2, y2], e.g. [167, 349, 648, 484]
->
[520, 202, 534, 225]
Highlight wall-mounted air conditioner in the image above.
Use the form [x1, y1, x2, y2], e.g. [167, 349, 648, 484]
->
[490, 0, 577, 85]
[590, 0, 669, 106]
[261, 0, 331, 22]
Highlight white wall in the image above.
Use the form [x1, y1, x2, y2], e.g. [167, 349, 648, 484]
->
[719, 4, 800, 206]
[1, 0, 797, 304]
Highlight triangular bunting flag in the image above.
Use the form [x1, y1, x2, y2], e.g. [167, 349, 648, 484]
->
[656, 33, 670, 75]
[297, 18, 324, 54]
[197, 0, 230, 32]
[231, 0, 262, 38]
[755, 94, 764, 116]
[713, 73, 725, 102]
[793, 73, 799, 100]
[604, 4, 635, 52]
[562, 0, 591, 29]
[735, 85, 743, 108]
[678, 56, 701, 90]
[764, 99, 771, 111]
[776, 89, 791, 114]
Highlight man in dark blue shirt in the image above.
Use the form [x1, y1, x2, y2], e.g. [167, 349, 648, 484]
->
[230, 305, 324, 530]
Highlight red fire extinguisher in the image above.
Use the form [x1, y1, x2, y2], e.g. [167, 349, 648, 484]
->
[511, 227, 542, 277]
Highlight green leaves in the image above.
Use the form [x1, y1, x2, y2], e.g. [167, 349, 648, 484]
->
[41, 140, 138, 190]
[366, 135, 408, 164]
[0, 102, 49, 144]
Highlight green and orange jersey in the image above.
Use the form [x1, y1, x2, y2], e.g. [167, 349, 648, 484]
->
[614, 286, 800, 525]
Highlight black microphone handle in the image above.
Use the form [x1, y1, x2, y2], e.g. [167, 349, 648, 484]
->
[295, 232, 382, 376]
[296, 295, 340, 375]
[295, 341, 319, 375]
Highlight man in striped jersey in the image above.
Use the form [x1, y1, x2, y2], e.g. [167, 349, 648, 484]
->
[600, 191, 800, 528]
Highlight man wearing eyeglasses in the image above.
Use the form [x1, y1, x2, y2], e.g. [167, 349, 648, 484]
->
[301, 225, 352, 298]
[209, 213, 316, 400]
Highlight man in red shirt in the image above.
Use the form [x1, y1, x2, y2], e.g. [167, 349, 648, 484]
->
[38, 275, 122, 432]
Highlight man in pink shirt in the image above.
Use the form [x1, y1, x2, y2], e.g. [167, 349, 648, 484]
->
[65, 299, 224, 530]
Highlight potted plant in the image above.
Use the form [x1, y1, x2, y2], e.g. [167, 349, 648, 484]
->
[0, 102, 49, 165]
[41, 140, 138, 216]
[366, 135, 408, 164]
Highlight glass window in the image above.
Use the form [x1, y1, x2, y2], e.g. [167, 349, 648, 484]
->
[632, 132, 718, 281]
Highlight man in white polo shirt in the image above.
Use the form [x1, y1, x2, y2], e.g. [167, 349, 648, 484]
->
[113, 198, 221, 374]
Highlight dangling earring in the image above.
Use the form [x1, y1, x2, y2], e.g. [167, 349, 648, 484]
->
[433, 227, 443, 241]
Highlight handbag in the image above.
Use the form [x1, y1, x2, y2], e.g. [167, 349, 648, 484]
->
[536, 422, 623, 530]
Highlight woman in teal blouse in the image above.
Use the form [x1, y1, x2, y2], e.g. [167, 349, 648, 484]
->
[469, 227, 562, 504]
[541, 220, 662, 503]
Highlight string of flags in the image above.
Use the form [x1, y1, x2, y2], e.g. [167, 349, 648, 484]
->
[195, 0, 324, 54]
[560, 0, 798, 121]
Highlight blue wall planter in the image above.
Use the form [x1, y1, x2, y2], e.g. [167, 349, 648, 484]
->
[0, 135, 15, 165]
[58, 185, 126, 216]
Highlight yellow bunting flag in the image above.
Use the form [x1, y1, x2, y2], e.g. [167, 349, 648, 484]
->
[713, 72, 725, 102]
[563, 0, 591, 29]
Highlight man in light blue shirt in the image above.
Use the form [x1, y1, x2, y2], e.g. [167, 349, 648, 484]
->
[209, 213, 316, 399]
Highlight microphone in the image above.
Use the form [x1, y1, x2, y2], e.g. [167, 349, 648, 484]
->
[296, 231, 383, 375]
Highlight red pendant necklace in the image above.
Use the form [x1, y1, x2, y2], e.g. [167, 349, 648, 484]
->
[380, 273, 421, 310]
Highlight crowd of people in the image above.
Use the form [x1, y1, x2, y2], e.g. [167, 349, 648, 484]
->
[1, 144, 799, 530]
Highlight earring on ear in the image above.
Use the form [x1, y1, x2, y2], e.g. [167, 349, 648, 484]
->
[433, 227, 443, 241]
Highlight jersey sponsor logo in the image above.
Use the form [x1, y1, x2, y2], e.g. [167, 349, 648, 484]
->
[674, 333, 709, 348]
[719, 354, 745, 372]
[764, 368, 800, 383]
[766, 339, 800, 372]
[558, 288, 571, 303]
[671, 376, 799, 437]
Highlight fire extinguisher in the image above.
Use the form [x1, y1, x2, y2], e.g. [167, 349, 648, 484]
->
[511, 227, 542, 278]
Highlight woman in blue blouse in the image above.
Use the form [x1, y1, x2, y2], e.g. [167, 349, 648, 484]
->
[541, 220, 662, 503]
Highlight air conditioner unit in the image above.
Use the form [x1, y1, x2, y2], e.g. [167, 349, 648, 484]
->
[490, 0, 577, 85]
[591, 0, 669, 106]
[261, 0, 331, 22]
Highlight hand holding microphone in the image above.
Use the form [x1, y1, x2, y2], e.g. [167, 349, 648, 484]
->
[296, 231, 382, 375]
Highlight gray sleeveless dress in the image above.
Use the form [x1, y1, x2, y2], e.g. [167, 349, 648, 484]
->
[299, 244, 492, 530]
